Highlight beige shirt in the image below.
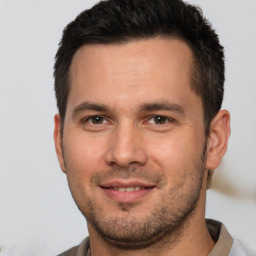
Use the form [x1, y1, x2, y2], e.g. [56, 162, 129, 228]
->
[58, 219, 248, 256]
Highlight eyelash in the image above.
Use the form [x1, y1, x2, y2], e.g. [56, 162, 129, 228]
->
[82, 115, 109, 125]
[147, 115, 175, 125]
[81, 115, 175, 125]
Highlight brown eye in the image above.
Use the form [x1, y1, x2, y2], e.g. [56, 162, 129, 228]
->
[90, 116, 105, 124]
[153, 116, 168, 124]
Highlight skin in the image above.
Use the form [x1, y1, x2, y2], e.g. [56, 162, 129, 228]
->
[54, 37, 230, 256]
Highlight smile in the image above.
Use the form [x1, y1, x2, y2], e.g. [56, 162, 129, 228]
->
[112, 186, 146, 192]
[100, 182, 155, 203]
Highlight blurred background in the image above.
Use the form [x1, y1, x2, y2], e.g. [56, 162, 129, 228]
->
[0, 0, 255, 255]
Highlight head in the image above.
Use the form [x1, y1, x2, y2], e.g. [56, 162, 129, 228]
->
[53, 0, 230, 251]
[54, 0, 225, 136]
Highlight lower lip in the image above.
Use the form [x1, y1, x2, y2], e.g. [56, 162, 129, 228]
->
[101, 187, 154, 203]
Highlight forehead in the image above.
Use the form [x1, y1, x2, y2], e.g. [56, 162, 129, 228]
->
[70, 37, 193, 83]
[67, 37, 199, 113]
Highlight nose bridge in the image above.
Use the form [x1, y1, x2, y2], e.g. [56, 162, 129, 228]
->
[105, 121, 147, 167]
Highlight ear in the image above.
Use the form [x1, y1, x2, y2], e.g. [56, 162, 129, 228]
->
[53, 114, 66, 173]
[205, 110, 231, 170]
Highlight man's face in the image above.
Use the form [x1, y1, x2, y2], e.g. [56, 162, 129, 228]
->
[55, 38, 209, 249]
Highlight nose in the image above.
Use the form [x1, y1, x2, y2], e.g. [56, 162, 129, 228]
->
[105, 124, 148, 167]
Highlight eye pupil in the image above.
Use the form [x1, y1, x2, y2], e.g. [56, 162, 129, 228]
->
[92, 116, 104, 124]
[154, 116, 167, 124]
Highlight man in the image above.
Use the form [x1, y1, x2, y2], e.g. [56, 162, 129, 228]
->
[53, 0, 248, 255]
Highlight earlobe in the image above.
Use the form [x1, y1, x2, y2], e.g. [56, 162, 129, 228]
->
[53, 114, 66, 172]
[205, 110, 231, 170]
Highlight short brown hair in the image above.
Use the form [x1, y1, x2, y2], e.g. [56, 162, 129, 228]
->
[54, 0, 225, 135]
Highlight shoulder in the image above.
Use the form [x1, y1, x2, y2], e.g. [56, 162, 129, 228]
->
[229, 239, 255, 256]
[57, 245, 79, 256]
[57, 237, 90, 256]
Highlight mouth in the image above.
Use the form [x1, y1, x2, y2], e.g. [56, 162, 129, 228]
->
[106, 186, 150, 192]
[100, 182, 155, 203]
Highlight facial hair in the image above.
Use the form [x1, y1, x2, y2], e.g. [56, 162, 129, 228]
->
[66, 145, 207, 250]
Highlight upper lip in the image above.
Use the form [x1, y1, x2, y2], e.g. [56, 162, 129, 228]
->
[100, 180, 155, 188]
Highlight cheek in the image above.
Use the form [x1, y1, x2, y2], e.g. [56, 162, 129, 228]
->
[148, 133, 203, 183]
[63, 135, 108, 206]
[63, 134, 107, 176]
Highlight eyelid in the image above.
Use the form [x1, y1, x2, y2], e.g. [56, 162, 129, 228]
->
[81, 115, 110, 124]
[80, 114, 175, 126]
[146, 115, 175, 124]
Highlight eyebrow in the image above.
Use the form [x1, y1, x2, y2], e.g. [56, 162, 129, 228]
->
[139, 102, 186, 116]
[72, 101, 186, 119]
[72, 102, 110, 119]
